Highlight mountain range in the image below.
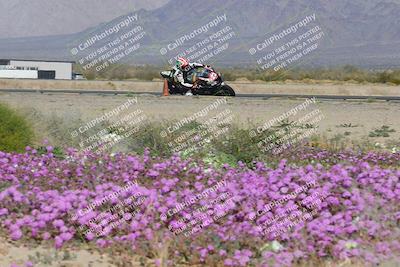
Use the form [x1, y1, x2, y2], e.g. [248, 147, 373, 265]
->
[0, 0, 399, 68]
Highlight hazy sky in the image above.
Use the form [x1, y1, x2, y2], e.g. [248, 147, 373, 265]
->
[0, 0, 169, 39]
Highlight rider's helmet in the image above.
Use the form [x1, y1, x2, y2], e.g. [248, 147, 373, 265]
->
[176, 57, 189, 70]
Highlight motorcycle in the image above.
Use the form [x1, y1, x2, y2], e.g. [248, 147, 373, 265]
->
[160, 66, 236, 96]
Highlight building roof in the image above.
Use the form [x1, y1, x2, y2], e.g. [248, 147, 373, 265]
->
[0, 58, 75, 64]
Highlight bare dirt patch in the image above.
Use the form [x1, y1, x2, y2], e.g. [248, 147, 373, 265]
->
[1, 79, 400, 96]
[0, 92, 399, 146]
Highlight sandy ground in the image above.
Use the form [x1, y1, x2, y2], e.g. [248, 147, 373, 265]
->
[0, 237, 115, 267]
[1, 78, 400, 96]
[0, 92, 399, 144]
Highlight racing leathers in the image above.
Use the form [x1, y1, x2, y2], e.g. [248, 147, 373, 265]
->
[171, 62, 205, 89]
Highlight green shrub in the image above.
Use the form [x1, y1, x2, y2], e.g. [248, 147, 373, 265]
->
[0, 103, 33, 152]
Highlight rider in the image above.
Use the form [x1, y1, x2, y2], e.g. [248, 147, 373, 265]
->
[172, 57, 207, 96]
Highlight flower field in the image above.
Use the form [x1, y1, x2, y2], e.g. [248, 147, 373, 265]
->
[0, 147, 399, 266]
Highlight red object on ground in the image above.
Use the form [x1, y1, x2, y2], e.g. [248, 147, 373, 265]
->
[162, 79, 169, 96]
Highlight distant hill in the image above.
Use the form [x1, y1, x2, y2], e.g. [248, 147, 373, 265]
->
[0, 0, 168, 38]
[0, 0, 399, 68]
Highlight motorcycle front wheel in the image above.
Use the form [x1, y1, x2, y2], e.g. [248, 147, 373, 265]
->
[215, 85, 236, 96]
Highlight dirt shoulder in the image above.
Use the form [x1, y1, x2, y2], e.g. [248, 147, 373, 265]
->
[0, 236, 114, 267]
[0, 78, 399, 96]
[0, 92, 399, 146]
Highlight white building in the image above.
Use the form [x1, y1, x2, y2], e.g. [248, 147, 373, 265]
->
[0, 59, 74, 80]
